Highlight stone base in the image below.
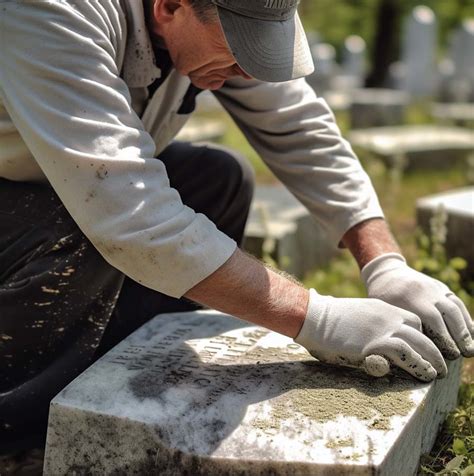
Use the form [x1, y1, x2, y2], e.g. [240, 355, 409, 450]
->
[44, 311, 462, 476]
[243, 185, 337, 278]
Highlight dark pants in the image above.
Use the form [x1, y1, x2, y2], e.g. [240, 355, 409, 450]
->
[0, 141, 254, 453]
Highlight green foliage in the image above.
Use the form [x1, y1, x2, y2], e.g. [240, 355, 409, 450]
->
[414, 206, 473, 308]
[419, 383, 474, 475]
[299, 0, 474, 66]
[302, 252, 366, 298]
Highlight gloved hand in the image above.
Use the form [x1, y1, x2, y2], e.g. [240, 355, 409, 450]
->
[361, 253, 474, 359]
[294, 288, 447, 381]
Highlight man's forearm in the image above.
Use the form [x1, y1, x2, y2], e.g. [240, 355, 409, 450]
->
[185, 248, 309, 338]
[342, 218, 401, 269]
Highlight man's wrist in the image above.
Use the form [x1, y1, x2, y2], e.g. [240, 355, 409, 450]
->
[185, 248, 309, 338]
[342, 218, 402, 269]
[361, 252, 406, 287]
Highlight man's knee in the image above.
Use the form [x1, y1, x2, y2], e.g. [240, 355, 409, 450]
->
[199, 143, 255, 203]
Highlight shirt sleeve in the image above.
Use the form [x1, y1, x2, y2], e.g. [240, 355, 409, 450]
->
[214, 77, 385, 244]
[0, 1, 236, 298]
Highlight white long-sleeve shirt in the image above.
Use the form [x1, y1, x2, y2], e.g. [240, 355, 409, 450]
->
[0, 0, 384, 298]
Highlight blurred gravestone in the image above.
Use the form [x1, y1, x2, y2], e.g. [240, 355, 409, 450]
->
[400, 6, 437, 97]
[436, 58, 458, 103]
[306, 43, 338, 95]
[350, 89, 409, 129]
[349, 125, 474, 170]
[243, 185, 337, 279]
[417, 187, 474, 278]
[387, 61, 407, 91]
[431, 102, 474, 127]
[445, 19, 474, 103]
[341, 35, 366, 88]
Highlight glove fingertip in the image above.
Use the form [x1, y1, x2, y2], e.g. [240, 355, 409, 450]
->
[363, 355, 391, 378]
[460, 339, 474, 358]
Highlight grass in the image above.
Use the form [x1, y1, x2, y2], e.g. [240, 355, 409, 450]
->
[419, 383, 474, 475]
[202, 102, 474, 475]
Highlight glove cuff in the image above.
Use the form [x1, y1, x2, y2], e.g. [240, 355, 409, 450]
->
[294, 288, 330, 349]
[361, 252, 406, 287]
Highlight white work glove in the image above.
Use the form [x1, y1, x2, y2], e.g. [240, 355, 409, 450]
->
[362, 253, 474, 359]
[294, 288, 447, 382]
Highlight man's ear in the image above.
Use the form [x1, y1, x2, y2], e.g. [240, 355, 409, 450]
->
[153, 0, 184, 24]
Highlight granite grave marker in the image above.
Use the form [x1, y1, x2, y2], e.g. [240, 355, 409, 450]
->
[44, 310, 463, 476]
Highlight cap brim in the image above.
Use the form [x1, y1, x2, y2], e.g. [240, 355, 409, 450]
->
[217, 9, 315, 83]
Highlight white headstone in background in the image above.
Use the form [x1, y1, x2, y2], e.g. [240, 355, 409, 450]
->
[400, 5, 437, 97]
[307, 43, 338, 94]
[342, 35, 366, 87]
[43, 311, 462, 476]
[446, 19, 474, 102]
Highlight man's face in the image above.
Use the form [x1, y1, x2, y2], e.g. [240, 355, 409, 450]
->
[151, 0, 252, 90]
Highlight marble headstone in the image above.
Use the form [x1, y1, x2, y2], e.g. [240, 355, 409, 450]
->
[400, 6, 437, 97]
[244, 184, 337, 278]
[349, 125, 474, 170]
[417, 187, 474, 277]
[44, 310, 462, 476]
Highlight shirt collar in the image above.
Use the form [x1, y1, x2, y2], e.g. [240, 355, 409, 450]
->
[121, 0, 162, 87]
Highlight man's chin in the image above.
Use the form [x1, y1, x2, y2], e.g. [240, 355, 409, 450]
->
[190, 77, 226, 90]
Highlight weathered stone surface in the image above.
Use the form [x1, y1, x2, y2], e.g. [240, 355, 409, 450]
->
[349, 89, 409, 129]
[243, 185, 337, 278]
[43, 310, 462, 476]
[417, 187, 474, 276]
[349, 125, 474, 170]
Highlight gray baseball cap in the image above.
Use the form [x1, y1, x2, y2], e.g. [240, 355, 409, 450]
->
[211, 0, 315, 82]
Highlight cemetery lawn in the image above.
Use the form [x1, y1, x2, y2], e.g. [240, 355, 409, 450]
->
[210, 106, 473, 476]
